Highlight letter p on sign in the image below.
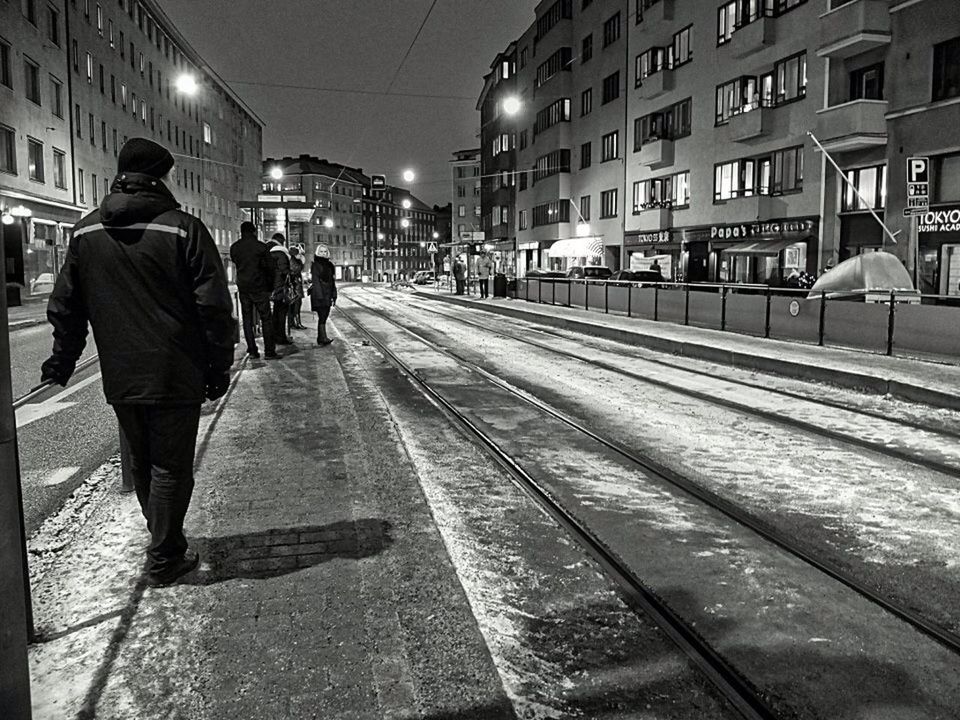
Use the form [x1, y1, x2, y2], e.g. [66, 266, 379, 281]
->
[908, 157, 929, 184]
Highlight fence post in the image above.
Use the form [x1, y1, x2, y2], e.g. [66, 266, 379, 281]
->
[627, 283, 632, 318]
[684, 283, 690, 326]
[654, 284, 660, 321]
[525, 278, 529, 302]
[886, 290, 896, 357]
[720, 285, 728, 332]
[604, 282, 609, 314]
[566, 280, 571, 308]
[552, 279, 556, 305]
[764, 286, 772, 339]
[818, 291, 827, 347]
[538, 279, 542, 304]
[585, 280, 589, 311]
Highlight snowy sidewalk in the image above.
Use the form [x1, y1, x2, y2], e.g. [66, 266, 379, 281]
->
[415, 286, 960, 411]
[26, 317, 509, 719]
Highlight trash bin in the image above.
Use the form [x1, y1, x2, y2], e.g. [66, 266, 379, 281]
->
[506, 278, 517, 299]
[493, 273, 507, 298]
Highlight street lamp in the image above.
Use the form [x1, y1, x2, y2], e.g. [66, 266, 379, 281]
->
[175, 73, 198, 96]
[502, 96, 522, 116]
[323, 218, 334, 229]
[402, 169, 415, 183]
[401, 199, 411, 209]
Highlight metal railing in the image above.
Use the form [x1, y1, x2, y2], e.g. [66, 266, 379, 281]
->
[516, 277, 960, 361]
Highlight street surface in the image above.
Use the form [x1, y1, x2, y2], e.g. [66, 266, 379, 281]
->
[14, 285, 960, 718]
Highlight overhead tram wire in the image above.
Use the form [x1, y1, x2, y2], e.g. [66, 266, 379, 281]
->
[224, 80, 475, 102]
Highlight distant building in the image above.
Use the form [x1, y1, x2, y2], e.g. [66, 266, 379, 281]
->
[1, 0, 264, 299]
[365, 184, 436, 282]
[449, 148, 482, 242]
[259, 155, 366, 280]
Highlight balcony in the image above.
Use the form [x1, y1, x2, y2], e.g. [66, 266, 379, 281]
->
[637, 138, 674, 170]
[633, 207, 672, 231]
[815, 99, 888, 153]
[727, 16, 774, 59]
[723, 107, 770, 143]
[637, 0, 674, 27]
[817, 0, 891, 59]
[636, 70, 674, 100]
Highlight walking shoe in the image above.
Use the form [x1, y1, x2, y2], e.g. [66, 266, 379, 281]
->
[264, 351, 280, 359]
[145, 549, 200, 587]
[247, 350, 261, 359]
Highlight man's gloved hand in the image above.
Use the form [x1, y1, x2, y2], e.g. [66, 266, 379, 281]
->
[205, 370, 231, 402]
[40, 356, 74, 387]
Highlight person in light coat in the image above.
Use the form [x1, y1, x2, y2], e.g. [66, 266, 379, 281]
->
[477, 251, 494, 299]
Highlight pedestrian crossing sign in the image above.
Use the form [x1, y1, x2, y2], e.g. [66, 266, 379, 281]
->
[427, 242, 438, 253]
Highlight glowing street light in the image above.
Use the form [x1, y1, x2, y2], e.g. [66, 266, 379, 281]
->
[175, 73, 199, 96]
[270, 167, 283, 180]
[377, 233, 385, 241]
[402, 169, 415, 183]
[502, 96, 522, 116]
[401, 199, 411, 209]
[400, 218, 410, 229]
[323, 218, 335, 229]
[1, 212, 14, 226]
[432, 231, 439, 239]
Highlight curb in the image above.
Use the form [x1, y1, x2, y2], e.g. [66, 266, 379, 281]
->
[417, 291, 960, 413]
[10, 318, 46, 332]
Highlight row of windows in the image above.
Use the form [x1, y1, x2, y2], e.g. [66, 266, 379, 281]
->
[714, 145, 804, 201]
[534, 98, 571, 136]
[0, 125, 67, 188]
[635, 26, 693, 83]
[535, 47, 573, 89]
[533, 149, 571, 184]
[634, 98, 692, 149]
[717, 0, 808, 46]
[715, 52, 807, 125]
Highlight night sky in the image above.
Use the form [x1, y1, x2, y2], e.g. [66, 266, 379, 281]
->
[159, 0, 539, 206]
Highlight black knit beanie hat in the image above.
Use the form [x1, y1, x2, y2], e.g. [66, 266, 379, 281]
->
[117, 137, 175, 178]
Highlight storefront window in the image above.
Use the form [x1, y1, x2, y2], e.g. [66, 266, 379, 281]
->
[933, 153, 960, 204]
[842, 164, 886, 211]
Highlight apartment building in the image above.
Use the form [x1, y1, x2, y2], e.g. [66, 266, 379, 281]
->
[260, 155, 366, 280]
[477, 43, 517, 267]
[1, 0, 79, 299]
[449, 147, 482, 239]
[365, 184, 437, 282]
[1, 0, 263, 299]
[488, 0, 960, 291]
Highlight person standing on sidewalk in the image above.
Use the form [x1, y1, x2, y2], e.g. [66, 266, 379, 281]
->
[267, 233, 292, 345]
[288, 245, 306, 330]
[40, 137, 236, 587]
[453, 257, 466, 295]
[310, 244, 337, 346]
[477, 251, 494, 299]
[230, 222, 277, 359]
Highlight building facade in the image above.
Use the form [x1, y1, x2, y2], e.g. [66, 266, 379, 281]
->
[449, 147, 482, 239]
[260, 155, 366, 281]
[483, 0, 960, 294]
[1, 0, 263, 299]
[365, 184, 437, 282]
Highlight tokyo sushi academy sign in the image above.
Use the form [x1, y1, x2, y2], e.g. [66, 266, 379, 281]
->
[918, 207, 960, 234]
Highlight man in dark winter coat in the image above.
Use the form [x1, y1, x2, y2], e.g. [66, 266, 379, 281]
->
[230, 222, 276, 359]
[267, 233, 292, 345]
[41, 137, 236, 587]
[310, 244, 338, 345]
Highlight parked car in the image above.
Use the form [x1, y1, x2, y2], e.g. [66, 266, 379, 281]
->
[526, 268, 566, 279]
[29, 272, 55, 296]
[413, 271, 436, 285]
[566, 265, 612, 280]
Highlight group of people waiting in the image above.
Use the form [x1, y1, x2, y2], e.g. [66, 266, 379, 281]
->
[229, 222, 338, 358]
[452, 251, 495, 298]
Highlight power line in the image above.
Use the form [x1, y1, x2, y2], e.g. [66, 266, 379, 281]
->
[225, 79, 475, 102]
[384, 0, 439, 96]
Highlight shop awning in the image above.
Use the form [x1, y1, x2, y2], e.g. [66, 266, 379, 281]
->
[547, 236, 604, 258]
[721, 236, 810, 256]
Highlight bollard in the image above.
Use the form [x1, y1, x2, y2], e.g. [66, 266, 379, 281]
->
[818, 291, 827, 347]
[886, 290, 896, 357]
[764, 286, 772, 339]
[720, 285, 728, 332]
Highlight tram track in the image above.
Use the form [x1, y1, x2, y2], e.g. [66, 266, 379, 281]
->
[334, 299, 779, 720]
[13, 353, 101, 409]
[337, 292, 960, 652]
[390, 290, 960, 479]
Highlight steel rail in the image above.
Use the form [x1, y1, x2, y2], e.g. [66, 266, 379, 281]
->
[334, 300, 779, 720]
[343, 292, 960, 658]
[12, 354, 101, 410]
[395, 291, 960, 479]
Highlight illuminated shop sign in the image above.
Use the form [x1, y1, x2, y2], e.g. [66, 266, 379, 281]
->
[709, 219, 816, 240]
[918, 207, 960, 233]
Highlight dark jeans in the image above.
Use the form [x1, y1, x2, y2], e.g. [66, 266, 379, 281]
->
[272, 300, 290, 343]
[115, 404, 202, 576]
[478, 278, 489, 298]
[455, 278, 465, 295]
[239, 292, 275, 355]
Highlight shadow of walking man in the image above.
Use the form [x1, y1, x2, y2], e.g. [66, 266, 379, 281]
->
[183, 518, 392, 586]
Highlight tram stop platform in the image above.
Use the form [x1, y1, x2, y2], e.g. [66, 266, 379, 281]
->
[25, 317, 517, 720]
[414, 284, 960, 412]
